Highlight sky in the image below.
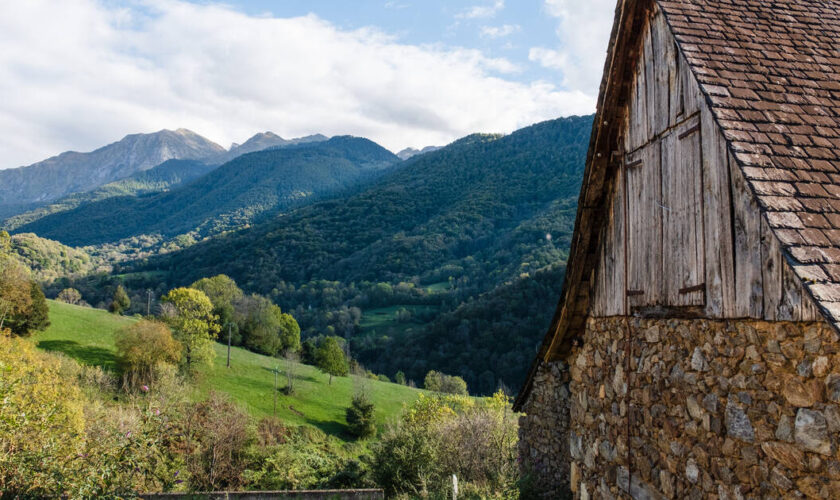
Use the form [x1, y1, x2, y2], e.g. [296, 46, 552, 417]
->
[0, 0, 616, 169]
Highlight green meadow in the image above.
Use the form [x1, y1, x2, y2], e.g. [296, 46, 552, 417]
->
[35, 300, 425, 440]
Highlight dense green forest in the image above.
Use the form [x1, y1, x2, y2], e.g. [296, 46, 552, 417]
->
[13, 137, 400, 246]
[2, 159, 216, 231]
[121, 115, 593, 392]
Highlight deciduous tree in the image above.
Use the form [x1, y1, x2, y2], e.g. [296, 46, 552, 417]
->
[109, 285, 131, 315]
[57, 288, 83, 305]
[0, 260, 32, 331]
[161, 287, 219, 371]
[315, 336, 348, 385]
[7, 282, 50, 336]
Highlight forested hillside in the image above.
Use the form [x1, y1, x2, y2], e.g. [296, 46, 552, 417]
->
[126, 115, 593, 392]
[2, 159, 215, 231]
[8, 233, 98, 281]
[14, 137, 400, 246]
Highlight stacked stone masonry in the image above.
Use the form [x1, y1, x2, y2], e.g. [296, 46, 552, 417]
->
[520, 316, 840, 499]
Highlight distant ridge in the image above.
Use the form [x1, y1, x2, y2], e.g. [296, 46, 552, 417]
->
[14, 136, 400, 246]
[211, 132, 329, 165]
[0, 129, 224, 209]
[396, 145, 441, 160]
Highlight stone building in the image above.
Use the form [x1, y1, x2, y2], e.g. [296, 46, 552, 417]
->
[514, 0, 840, 498]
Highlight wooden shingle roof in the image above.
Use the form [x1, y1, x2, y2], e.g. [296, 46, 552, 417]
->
[515, 0, 840, 410]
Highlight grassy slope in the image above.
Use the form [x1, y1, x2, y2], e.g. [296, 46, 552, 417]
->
[36, 300, 424, 438]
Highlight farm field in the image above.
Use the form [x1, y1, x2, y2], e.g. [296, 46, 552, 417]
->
[358, 304, 439, 339]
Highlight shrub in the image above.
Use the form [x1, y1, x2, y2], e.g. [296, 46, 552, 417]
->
[346, 393, 376, 439]
[183, 393, 252, 491]
[0, 335, 86, 495]
[57, 287, 83, 305]
[115, 320, 182, 390]
[424, 370, 469, 395]
[109, 285, 131, 314]
[395, 371, 406, 385]
[243, 426, 351, 491]
[370, 391, 519, 498]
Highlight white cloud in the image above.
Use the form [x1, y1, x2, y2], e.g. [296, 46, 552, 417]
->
[528, 47, 566, 70]
[457, 0, 505, 19]
[480, 24, 520, 39]
[0, 0, 594, 169]
[532, 0, 615, 91]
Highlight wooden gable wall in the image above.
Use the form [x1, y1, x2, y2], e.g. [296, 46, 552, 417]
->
[590, 4, 821, 322]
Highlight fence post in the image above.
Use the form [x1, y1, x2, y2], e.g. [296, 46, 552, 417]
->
[452, 474, 458, 500]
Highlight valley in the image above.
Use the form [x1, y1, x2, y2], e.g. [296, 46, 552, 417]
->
[0, 114, 591, 497]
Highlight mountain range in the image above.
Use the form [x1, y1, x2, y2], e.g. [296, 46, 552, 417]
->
[0, 129, 225, 218]
[11, 137, 400, 246]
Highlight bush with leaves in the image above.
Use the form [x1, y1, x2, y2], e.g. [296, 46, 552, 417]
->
[115, 320, 182, 390]
[237, 294, 301, 356]
[370, 391, 520, 498]
[346, 392, 376, 439]
[424, 370, 469, 395]
[0, 334, 86, 496]
[109, 284, 131, 314]
[57, 287, 83, 305]
[182, 393, 252, 491]
[242, 425, 355, 491]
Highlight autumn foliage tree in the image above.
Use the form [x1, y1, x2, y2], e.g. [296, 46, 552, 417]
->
[161, 287, 219, 372]
[0, 242, 33, 332]
[6, 281, 50, 336]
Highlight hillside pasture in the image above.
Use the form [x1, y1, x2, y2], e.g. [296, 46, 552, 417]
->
[34, 300, 424, 440]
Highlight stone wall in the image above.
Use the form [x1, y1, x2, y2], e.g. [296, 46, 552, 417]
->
[141, 489, 383, 500]
[564, 316, 840, 499]
[518, 360, 573, 498]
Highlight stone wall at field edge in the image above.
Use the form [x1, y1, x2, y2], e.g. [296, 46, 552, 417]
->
[141, 489, 384, 500]
[521, 317, 840, 499]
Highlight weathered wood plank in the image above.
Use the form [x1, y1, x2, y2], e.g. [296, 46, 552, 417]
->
[626, 140, 662, 308]
[643, 12, 656, 144]
[729, 151, 763, 318]
[761, 218, 783, 320]
[591, 165, 627, 317]
[650, 10, 670, 136]
[681, 50, 702, 116]
[661, 115, 704, 306]
[701, 104, 735, 318]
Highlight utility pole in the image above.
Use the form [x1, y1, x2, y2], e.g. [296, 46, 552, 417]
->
[226, 323, 232, 368]
[146, 290, 153, 317]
